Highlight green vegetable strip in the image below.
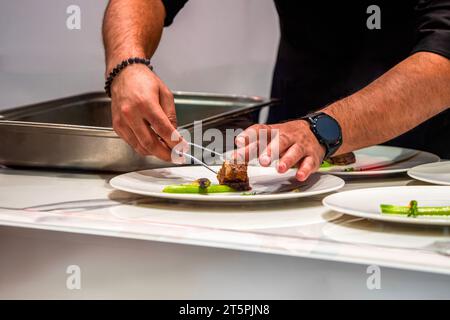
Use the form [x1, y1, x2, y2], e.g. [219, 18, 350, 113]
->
[163, 184, 236, 194]
[320, 160, 333, 168]
[380, 204, 450, 216]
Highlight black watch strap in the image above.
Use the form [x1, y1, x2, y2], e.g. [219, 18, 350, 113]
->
[301, 112, 343, 160]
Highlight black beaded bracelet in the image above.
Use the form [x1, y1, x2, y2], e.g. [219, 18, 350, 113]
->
[104, 57, 154, 97]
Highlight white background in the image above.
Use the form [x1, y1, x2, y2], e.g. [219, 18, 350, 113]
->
[0, 0, 279, 110]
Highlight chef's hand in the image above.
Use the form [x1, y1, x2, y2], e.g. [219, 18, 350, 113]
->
[110, 64, 186, 162]
[234, 120, 326, 181]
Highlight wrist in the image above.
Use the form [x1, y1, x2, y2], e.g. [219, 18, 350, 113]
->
[105, 49, 147, 78]
[105, 57, 153, 98]
[300, 112, 343, 160]
[109, 63, 151, 94]
[297, 119, 327, 158]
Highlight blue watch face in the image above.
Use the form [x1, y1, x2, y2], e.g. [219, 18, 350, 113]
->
[315, 116, 340, 142]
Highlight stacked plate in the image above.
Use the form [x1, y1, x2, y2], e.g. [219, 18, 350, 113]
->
[323, 186, 450, 226]
[322, 156, 450, 226]
[318, 145, 439, 176]
[407, 161, 450, 186]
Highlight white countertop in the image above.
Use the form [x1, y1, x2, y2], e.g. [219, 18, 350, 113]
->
[1, 166, 450, 276]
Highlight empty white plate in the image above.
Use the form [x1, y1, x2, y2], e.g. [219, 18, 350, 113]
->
[110, 166, 345, 202]
[323, 186, 450, 226]
[408, 161, 450, 186]
[319, 145, 439, 176]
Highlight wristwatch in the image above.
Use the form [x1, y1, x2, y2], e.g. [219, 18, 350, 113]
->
[301, 112, 343, 160]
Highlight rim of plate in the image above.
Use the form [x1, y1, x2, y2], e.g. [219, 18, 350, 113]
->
[325, 150, 440, 176]
[109, 170, 345, 202]
[407, 161, 450, 186]
[322, 186, 450, 226]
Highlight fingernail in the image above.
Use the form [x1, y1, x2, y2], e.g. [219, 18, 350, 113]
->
[260, 155, 271, 166]
[171, 149, 185, 164]
[277, 162, 286, 172]
[174, 141, 189, 154]
[296, 172, 305, 181]
[179, 140, 189, 153]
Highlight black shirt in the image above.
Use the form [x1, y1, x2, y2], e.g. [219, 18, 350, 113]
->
[162, 0, 450, 158]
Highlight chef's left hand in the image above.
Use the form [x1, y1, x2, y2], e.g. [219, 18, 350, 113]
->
[234, 120, 326, 182]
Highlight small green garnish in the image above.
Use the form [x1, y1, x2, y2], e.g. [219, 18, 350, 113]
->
[343, 167, 355, 172]
[380, 200, 450, 218]
[408, 200, 418, 217]
[163, 183, 236, 194]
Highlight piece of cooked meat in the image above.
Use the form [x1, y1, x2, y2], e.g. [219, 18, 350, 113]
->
[327, 152, 356, 166]
[217, 161, 251, 191]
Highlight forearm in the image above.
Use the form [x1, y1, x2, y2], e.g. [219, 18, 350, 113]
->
[324, 52, 450, 155]
[102, 0, 165, 76]
[102, 0, 185, 160]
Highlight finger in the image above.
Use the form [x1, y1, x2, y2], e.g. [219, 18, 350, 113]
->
[236, 124, 268, 147]
[233, 130, 251, 162]
[235, 132, 248, 148]
[235, 124, 272, 164]
[159, 86, 178, 128]
[277, 144, 304, 173]
[296, 156, 319, 181]
[143, 105, 184, 150]
[120, 102, 182, 161]
[157, 86, 189, 152]
[233, 142, 259, 164]
[113, 118, 147, 156]
[233, 132, 261, 163]
[126, 117, 173, 162]
[259, 129, 290, 167]
[118, 126, 148, 156]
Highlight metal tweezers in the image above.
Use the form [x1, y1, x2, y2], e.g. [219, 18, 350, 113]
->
[177, 142, 224, 174]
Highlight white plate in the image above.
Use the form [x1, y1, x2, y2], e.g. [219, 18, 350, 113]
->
[110, 166, 345, 202]
[111, 202, 341, 230]
[319, 145, 439, 176]
[322, 219, 446, 249]
[323, 186, 450, 226]
[408, 161, 450, 186]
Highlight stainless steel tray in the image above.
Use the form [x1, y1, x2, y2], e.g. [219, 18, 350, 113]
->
[0, 91, 276, 172]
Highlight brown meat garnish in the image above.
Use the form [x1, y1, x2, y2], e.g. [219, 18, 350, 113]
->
[327, 152, 356, 166]
[217, 161, 251, 191]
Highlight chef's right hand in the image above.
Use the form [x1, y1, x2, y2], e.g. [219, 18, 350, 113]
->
[110, 64, 186, 162]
